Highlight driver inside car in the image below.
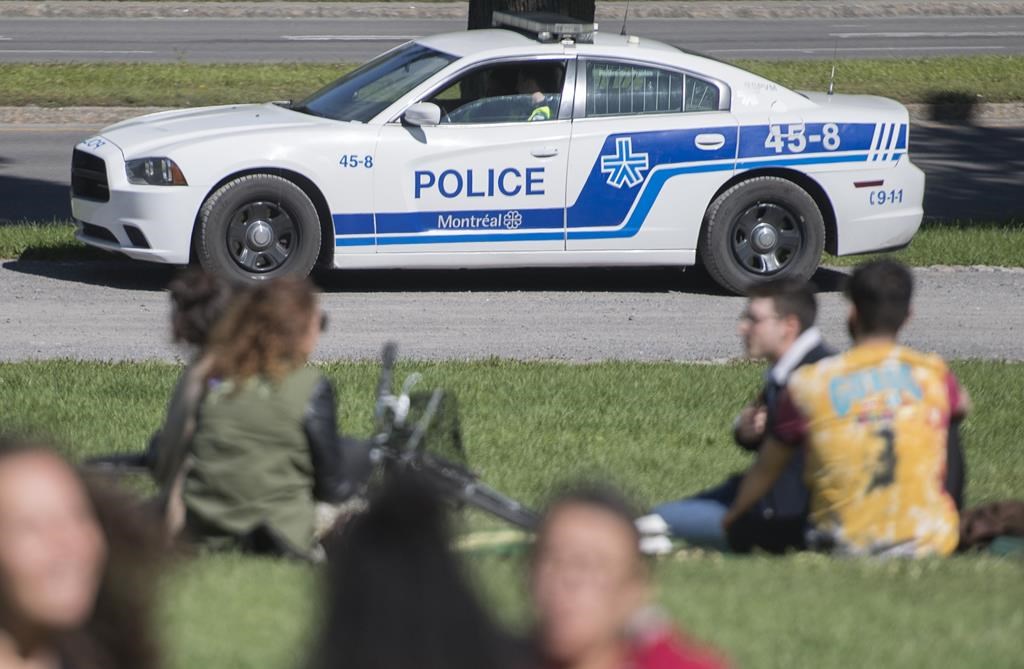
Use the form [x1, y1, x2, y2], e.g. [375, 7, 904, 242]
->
[517, 70, 552, 121]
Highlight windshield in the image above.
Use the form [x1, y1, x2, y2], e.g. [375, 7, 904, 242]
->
[294, 43, 456, 122]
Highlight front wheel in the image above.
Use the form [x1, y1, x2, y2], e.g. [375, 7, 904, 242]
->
[196, 174, 322, 282]
[698, 176, 825, 295]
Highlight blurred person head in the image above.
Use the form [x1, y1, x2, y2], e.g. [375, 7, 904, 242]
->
[0, 437, 160, 669]
[530, 485, 650, 669]
[167, 268, 236, 350]
[206, 276, 324, 384]
[739, 278, 817, 362]
[844, 259, 913, 342]
[310, 473, 516, 669]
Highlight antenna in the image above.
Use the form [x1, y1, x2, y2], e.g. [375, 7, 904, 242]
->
[827, 38, 838, 96]
[620, 0, 631, 36]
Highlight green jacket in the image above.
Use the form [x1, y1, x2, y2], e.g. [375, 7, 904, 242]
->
[183, 366, 324, 555]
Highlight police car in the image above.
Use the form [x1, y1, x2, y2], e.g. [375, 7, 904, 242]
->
[71, 13, 924, 294]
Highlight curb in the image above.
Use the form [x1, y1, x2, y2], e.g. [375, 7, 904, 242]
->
[3, 102, 1023, 127]
[1, 1, 1024, 20]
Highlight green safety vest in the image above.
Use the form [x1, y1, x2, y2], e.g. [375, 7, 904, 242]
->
[528, 105, 552, 122]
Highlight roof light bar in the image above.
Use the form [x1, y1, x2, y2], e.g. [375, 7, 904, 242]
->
[492, 11, 597, 44]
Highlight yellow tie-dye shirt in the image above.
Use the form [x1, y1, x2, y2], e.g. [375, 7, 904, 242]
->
[773, 342, 964, 557]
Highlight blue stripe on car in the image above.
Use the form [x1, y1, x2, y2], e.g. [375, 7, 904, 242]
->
[335, 123, 906, 248]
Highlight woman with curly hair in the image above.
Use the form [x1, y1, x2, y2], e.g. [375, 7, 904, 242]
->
[181, 277, 365, 559]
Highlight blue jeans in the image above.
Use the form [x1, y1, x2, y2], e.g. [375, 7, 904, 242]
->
[652, 471, 809, 554]
[652, 498, 730, 551]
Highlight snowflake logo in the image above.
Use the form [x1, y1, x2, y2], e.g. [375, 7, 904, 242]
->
[503, 210, 523, 230]
[600, 137, 650, 189]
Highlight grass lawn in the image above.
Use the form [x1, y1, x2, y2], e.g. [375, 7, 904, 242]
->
[3, 219, 1022, 266]
[1, 56, 1022, 107]
[0, 359, 1021, 668]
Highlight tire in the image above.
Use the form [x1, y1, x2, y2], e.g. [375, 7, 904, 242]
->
[698, 176, 825, 295]
[196, 174, 322, 283]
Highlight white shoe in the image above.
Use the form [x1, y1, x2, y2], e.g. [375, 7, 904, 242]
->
[635, 513, 671, 536]
[639, 535, 674, 556]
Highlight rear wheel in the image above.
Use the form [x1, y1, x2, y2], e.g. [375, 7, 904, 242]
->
[196, 174, 321, 282]
[699, 176, 825, 295]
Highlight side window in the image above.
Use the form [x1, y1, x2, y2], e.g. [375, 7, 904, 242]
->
[586, 61, 682, 117]
[685, 74, 720, 112]
[426, 61, 566, 125]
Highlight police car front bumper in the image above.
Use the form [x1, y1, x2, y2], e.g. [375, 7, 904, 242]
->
[71, 142, 205, 265]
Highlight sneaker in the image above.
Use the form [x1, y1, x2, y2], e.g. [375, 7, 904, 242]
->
[639, 535, 674, 556]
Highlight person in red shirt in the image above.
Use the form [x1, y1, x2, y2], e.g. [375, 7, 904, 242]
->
[530, 486, 728, 669]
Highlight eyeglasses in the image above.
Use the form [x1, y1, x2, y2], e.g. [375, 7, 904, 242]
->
[320, 312, 329, 333]
[739, 311, 779, 325]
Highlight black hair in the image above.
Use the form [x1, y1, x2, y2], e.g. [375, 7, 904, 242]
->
[845, 260, 913, 336]
[310, 473, 517, 669]
[537, 483, 642, 558]
[747, 278, 818, 332]
[167, 268, 235, 347]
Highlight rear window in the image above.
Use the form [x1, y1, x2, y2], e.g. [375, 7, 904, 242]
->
[585, 60, 720, 117]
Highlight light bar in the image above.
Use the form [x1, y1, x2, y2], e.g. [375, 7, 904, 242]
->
[492, 11, 597, 44]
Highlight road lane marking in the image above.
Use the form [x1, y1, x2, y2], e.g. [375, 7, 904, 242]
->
[281, 34, 416, 41]
[830, 31, 1024, 38]
[709, 45, 1008, 54]
[0, 49, 155, 55]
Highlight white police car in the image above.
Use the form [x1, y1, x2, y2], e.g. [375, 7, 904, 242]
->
[71, 13, 924, 293]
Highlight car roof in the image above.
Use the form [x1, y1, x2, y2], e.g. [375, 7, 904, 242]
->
[415, 28, 681, 59]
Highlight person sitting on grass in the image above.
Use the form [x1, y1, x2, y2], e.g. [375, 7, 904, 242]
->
[724, 260, 969, 557]
[0, 437, 161, 669]
[149, 268, 237, 537]
[181, 277, 364, 560]
[638, 279, 831, 554]
[531, 485, 728, 669]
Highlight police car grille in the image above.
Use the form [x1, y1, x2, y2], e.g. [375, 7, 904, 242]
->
[71, 150, 110, 202]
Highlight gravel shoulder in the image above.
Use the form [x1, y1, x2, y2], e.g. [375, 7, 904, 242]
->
[2, 261, 1021, 362]
[2, 1, 1024, 19]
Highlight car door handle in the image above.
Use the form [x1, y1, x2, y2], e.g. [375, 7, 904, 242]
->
[695, 133, 726, 151]
[531, 147, 560, 158]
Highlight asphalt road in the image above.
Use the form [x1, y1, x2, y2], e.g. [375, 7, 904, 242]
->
[1, 15, 1022, 62]
[1, 261, 1021, 362]
[3, 120, 1021, 224]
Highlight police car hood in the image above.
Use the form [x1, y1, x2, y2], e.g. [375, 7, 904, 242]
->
[99, 103, 328, 156]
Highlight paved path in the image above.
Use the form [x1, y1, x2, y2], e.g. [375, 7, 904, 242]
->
[1, 262, 1021, 362]
[1, 15, 1023, 62]
[2, 1, 1023, 20]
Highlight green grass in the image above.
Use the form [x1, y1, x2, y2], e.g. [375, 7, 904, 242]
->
[1, 56, 1022, 107]
[1, 360, 1023, 668]
[4, 219, 1023, 266]
[825, 219, 1024, 267]
[736, 56, 1024, 104]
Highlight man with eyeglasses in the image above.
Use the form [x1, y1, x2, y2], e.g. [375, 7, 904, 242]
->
[637, 279, 831, 554]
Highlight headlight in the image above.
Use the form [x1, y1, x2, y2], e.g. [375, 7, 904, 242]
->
[125, 158, 188, 186]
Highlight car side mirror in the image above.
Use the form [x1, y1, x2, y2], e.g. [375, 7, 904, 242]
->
[403, 102, 441, 127]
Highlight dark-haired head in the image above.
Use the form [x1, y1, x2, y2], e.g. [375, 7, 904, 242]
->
[746, 278, 817, 333]
[167, 268, 235, 348]
[310, 473, 516, 669]
[845, 260, 913, 339]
